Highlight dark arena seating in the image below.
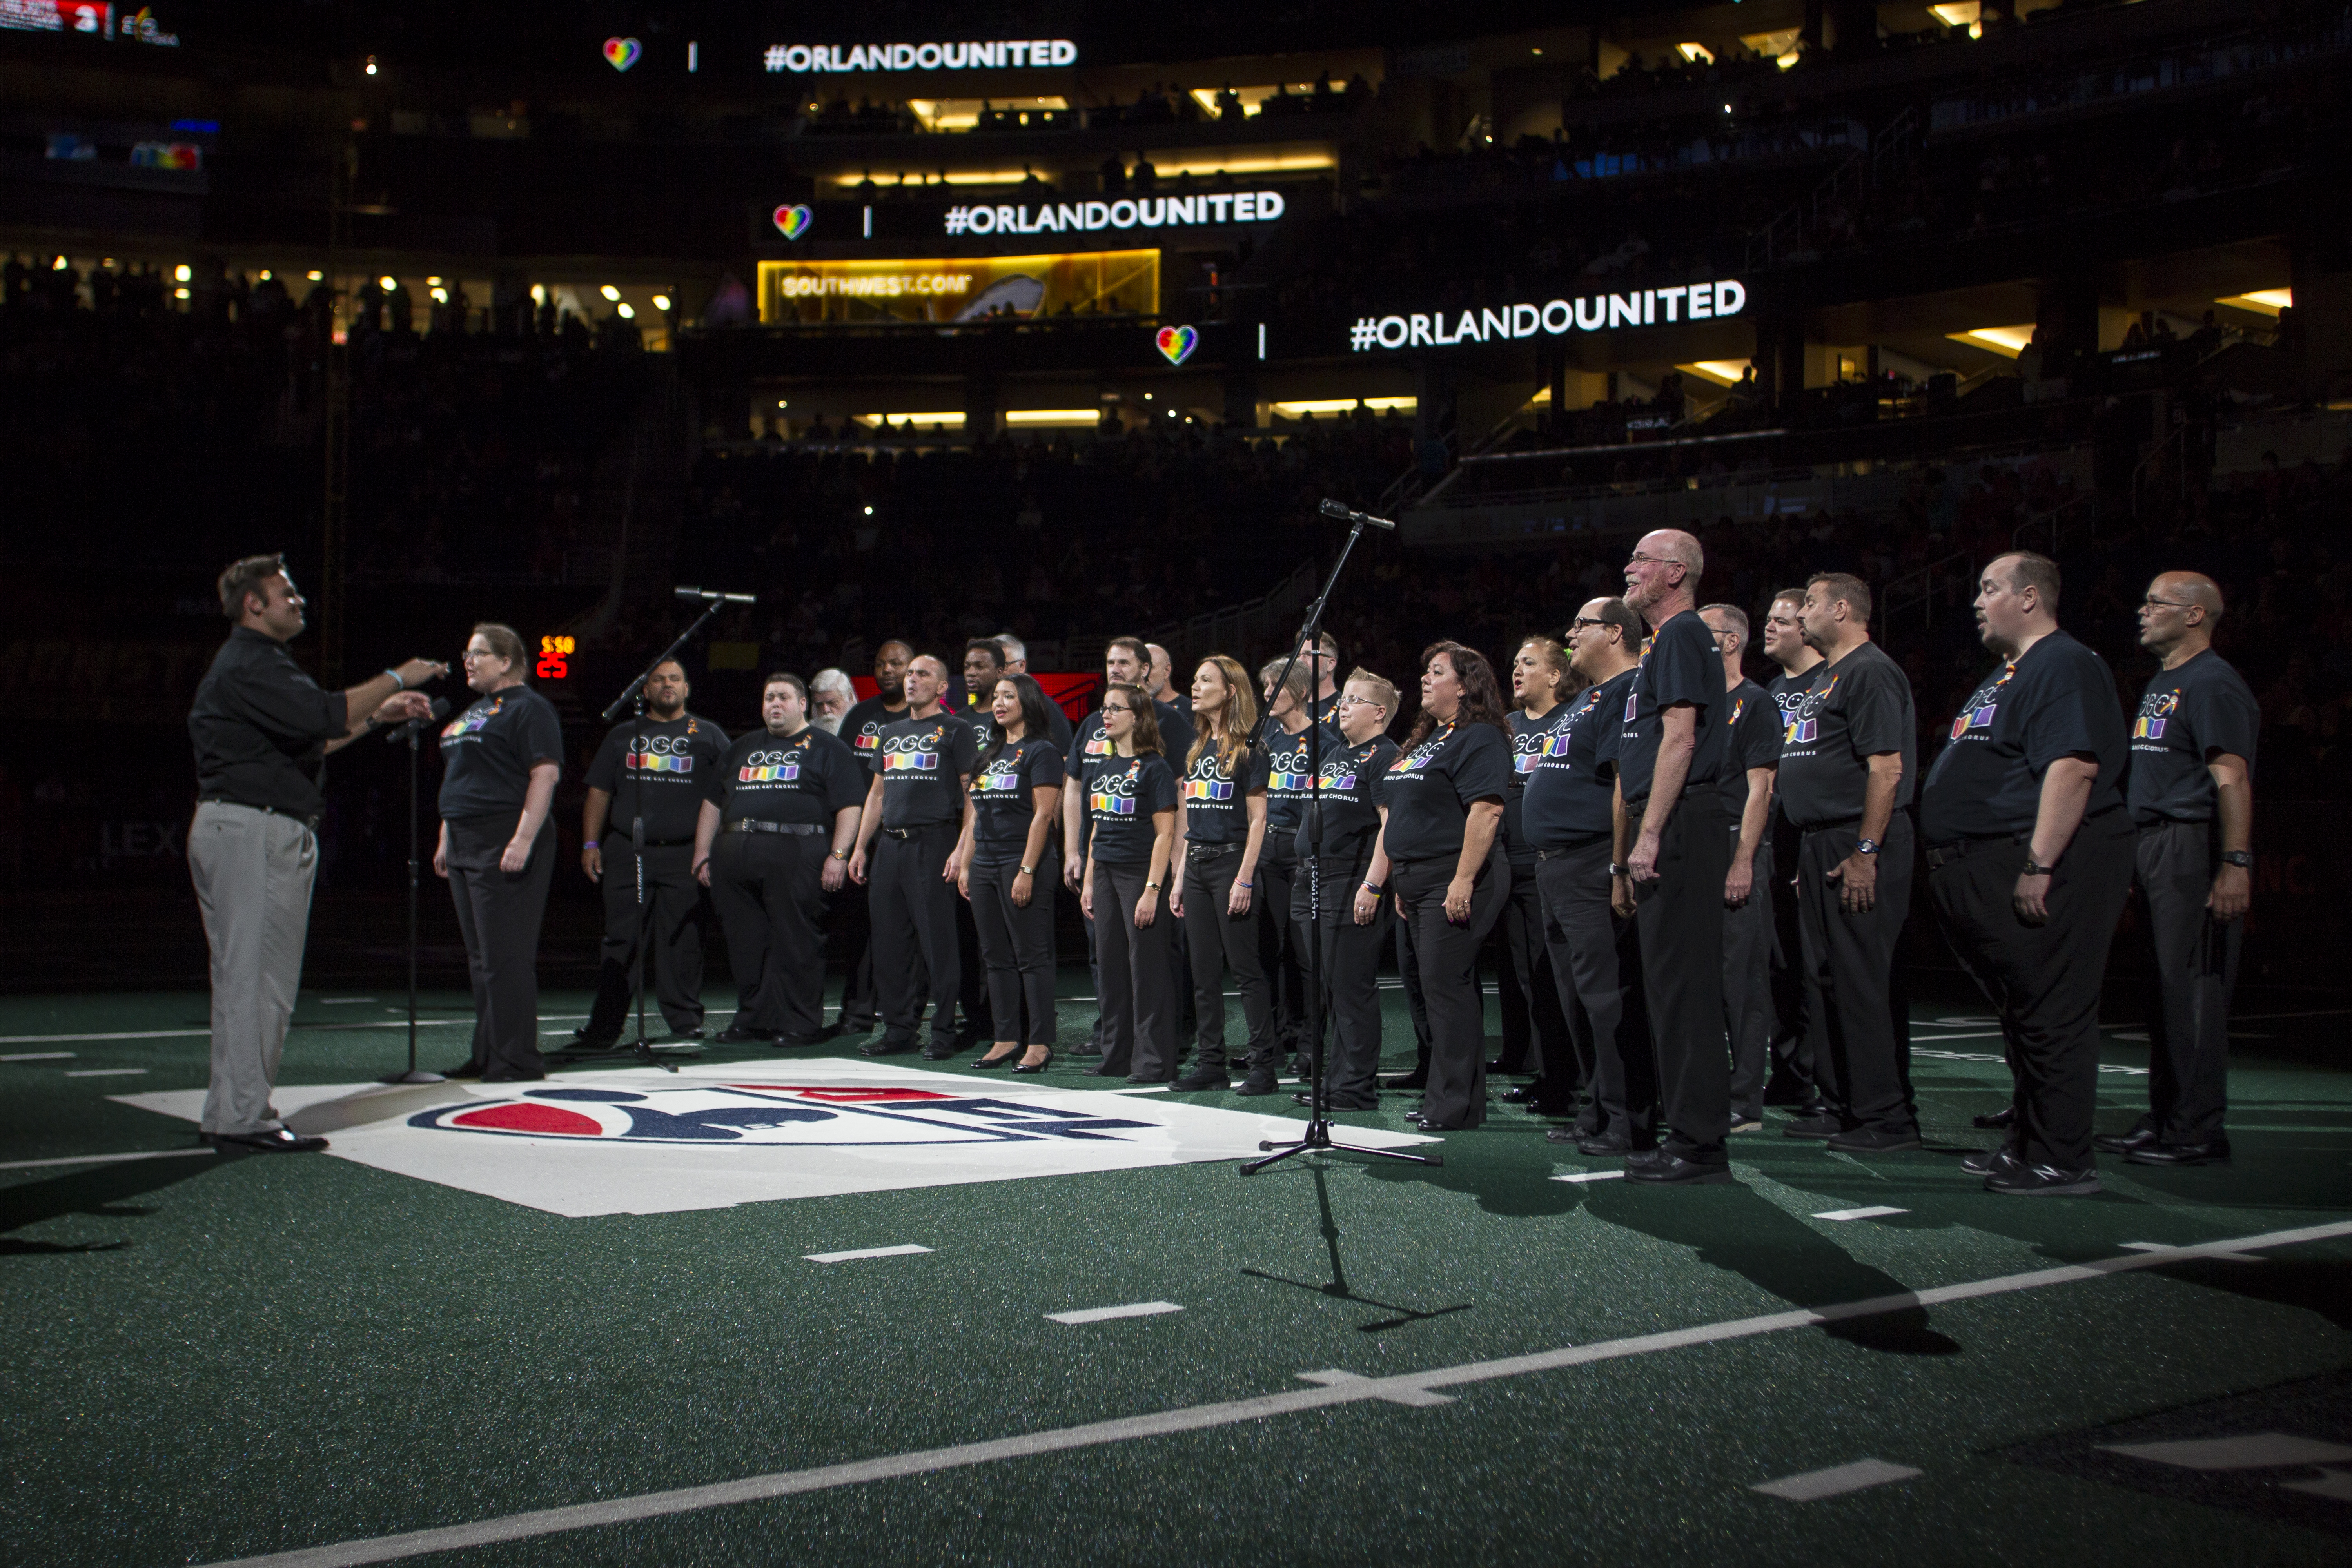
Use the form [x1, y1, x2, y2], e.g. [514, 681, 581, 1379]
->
[5, 2, 2352, 1562]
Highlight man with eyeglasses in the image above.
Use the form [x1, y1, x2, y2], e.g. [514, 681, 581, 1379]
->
[1616, 530, 1735, 1183]
[2098, 573, 2256, 1167]
[1701, 603, 1780, 1137]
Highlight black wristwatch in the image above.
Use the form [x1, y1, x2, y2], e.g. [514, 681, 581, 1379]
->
[2221, 850, 2252, 868]
[2020, 858, 2056, 877]
[1854, 838, 1880, 857]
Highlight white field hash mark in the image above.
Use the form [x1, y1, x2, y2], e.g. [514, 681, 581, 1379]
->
[1046, 1301, 1184, 1325]
[803, 1245, 933, 1264]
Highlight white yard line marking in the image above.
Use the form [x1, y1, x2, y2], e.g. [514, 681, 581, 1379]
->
[1295, 1369, 1455, 1407]
[0, 1051, 74, 1062]
[1107, 1085, 1171, 1094]
[178, 1217, 2352, 1568]
[2100, 1432, 2352, 1469]
[1551, 1170, 1626, 1184]
[0, 1147, 214, 1172]
[2121, 1240, 2261, 1263]
[0, 1028, 205, 1044]
[1045, 1301, 1185, 1325]
[1750, 1458, 1923, 1501]
[1812, 1206, 1908, 1222]
[63, 1069, 148, 1078]
[804, 1245, 933, 1265]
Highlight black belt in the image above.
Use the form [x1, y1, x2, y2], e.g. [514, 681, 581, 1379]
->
[612, 832, 696, 848]
[1187, 841, 1241, 860]
[880, 822, 955, 840]
[724, 819, 824, 837]
[1923, 831, 2027, 870]
[198, 798, 320, 831]
[1534, 836, 1608, 862]
[1797, 815, 1863, 834]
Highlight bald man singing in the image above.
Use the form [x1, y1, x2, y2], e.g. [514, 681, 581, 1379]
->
[2099, 572, 2257, 1166]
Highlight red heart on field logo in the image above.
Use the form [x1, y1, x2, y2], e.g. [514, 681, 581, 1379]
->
[773, 204, 813, 240]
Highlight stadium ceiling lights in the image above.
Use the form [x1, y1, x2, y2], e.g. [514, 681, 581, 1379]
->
[1945, 324, 2035, 358]
[1004, 408, 1100, 426]
[1930, 2, 1985, 37]
[831, 169, 1036, 187]
[2216, 288, 2292, 316]
[859, 412, 965, 428]
[905, 96, 1069, 132]
[1150, 152, 1335, 177]
[1679, 359, 1754, 386]
[1267, 397, 1416, 417]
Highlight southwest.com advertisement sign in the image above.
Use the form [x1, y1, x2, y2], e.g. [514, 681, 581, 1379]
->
[1349, 280, 1747, 351]
[758, 251, 1158, 324]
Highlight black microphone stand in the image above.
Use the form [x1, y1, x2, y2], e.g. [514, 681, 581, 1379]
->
[552, 597, 739, 1073]
[1241, 511, 1440, 1176]
[381, 703, 446, 1085]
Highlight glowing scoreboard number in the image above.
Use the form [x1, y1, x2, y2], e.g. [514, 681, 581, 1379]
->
[537, 635, 575, 680]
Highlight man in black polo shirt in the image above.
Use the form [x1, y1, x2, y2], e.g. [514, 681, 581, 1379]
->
[1780, 572, 1920, 1152]
[1760, 589, 1826, 1111]
[1702, 603, 1780, 1134]
[1922, 552, 2133, 1196]
[571, 659, 729, 1050]
[849, 654, 978, 1057]
[696, 673, 865, 1045]
[833, 639, 913, 1035]
[2099, 571, 2258, 1166]
[187, 554, 443, 1152]
[1617, 529, 1733, 1183]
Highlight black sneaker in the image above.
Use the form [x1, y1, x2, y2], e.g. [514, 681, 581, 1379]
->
[1825, 1126, 1924, 1154]
[1985, 1161, 2101, 1197]
[1232, 1068, 1280, 1096]
[1173, 1069, 1231, 1092]
[205, 1127, 329, 1154]
[1960, 1144, 2023, 1178]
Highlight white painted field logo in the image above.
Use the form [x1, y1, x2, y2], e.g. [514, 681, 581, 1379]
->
[410, 1084, 1152, 1145]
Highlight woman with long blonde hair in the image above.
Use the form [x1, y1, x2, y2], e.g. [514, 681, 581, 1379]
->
[1167, 654, 1272, 1091]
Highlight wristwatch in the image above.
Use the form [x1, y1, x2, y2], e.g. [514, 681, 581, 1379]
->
[2221, 850, 2252, 868]
[1018, 863, 1036, 876]
[2020, 858, 2056, 877]
[1854, 838, 1880, 856]
[829, 849, 849, 862]
[1608, 862, 1627, 877]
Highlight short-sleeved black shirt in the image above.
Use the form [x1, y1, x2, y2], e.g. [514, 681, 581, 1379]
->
[1504, 705, 1570, 865]
[1619, 609, 1726, 806]
[969, 737, 1063, 863]
[438, 685, 565, 820]
[1260, 719, 1343, 842]
[584, 714, 730, 843]
[1521, 669, 1635, 848]
[2127, 649, 2259, 824]
[1775, 643, 1917, 829]
[1065, 700, 1192, 844]
[1181, 739, 1267, 846]
[1922, 630, 2126, 842]
[876, 711, 979, 830]
[841, 695, 909, 781]
[1084, 751, 1179, 869]
[706, 725, 864, 826]
[1717, 678, 1779, 824]
[188, 627, 350, 818]
[1381, 720, 1511, 865]
[1298, 735, 1400, 861]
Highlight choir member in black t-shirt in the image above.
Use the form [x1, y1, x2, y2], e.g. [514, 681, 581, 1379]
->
[849, 655, 980, 1058]
[435, 623, 566, 1082]
[2100, 572, 2258, 1166]
[1167, 655, 1271, 1092]
[956, 675, 1065, 1072]
[1617, 530, 1734, 1181]
[1377, 642, 1512, 1131]
[1257, 655, 1330, 1075]
[833, 639, 914, 1036]
[1782, 574, 1920, 1151]
[1080, 684, 1182, 1081]
[1760, 590, 1826, 1112]
[1700, 604, 1780, 1133]
[1314, 670, 1403, 1109]
[572, 659, 729, 1050]
[1922, 552, 2133, 1195]
[1496, 637, 1575, 1109]
[695, 674, 866, 1044]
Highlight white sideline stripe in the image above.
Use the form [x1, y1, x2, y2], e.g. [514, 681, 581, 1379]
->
[0, 1051, 75, 1062]
[804, 1245, 932, 1264]
[64, 1069, 148, 1078]
[2122, 1240, 2261, 1263]
[1812, 1206, 1908, 1222]
[1750, 1458, 1922, 1501]
[1045, 1301, 1184, 1325]
[0, 1020, 478, 1046]
[193, 1219, 2352, 1568]
[0, 1147, 215, 1172]
[1551, 1170, 1626, 1184]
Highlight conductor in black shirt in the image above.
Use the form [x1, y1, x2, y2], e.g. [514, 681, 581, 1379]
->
[187, 554, 443, 1152]
[1921, 552, 2134, 1195]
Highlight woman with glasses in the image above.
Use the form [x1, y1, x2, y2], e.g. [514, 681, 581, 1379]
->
[435, 623, 564, 1082]
[1376, 641, 1512, 1131]
[1308, 669, 1403, 1109]
[1080, 683, 1181, 1082]
[958, 674, 1064, 1072]
[1167, 655, 1270, 1092]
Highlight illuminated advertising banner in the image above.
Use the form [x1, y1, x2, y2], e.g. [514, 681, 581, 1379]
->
[764, 39, 1076, 73]
[0, 0, 175, 42]
[758, 251, 1158, 325]
[1348, 280, 1748, 352]
[942, 190, 1283, 237]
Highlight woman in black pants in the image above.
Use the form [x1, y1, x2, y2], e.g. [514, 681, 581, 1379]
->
[958, 674, 1063, 1072]
[1168, 654, 1270, 1093]
[1080, 684, 1180, 1083]
[1375, 642, 1511, 1130]
[435, 622, 564, 1082]
[1309, 669, 1403, 1109]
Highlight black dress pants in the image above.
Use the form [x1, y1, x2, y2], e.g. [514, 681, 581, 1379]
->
[1927, 812, 2136, 1169]
[1629, 790, 1731, 1163]
[837, 882, 880, 1030]
[708, 828, 829, 1039]
[1094, 863, 1177, 1079]
[955, 892, 993, 1039]
[1766, 812, 1817, 1103]
[2133, 818, 2239, 1145]
[969, 858, 1056, 1047]
[585, 837, 706, 1038]
[1392, 847, 1508, 1127]
[1795, 816, 1916, 1136]
[1723, 833, 1777, 1121]
[1256, 846, 1310, 1049]
[445, 812, 553, 1079]
[1493, 859, 1571, 1080]
[871, 825, 961, 1047]
[1298, 853, 1390, 1105]
[1535, 839, 1658, 1144]
[1182, 847, 1272, 1073]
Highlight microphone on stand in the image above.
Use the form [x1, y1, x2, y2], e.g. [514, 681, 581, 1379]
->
[674, 586, 758, 604]
[385, 696, 451, 742]
[1318, 498, 1398, 532]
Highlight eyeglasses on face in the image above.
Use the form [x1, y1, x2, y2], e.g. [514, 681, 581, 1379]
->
[2141, 597, 2196, 611]
[1626, 552, 1682, 569]
[1336, 693, 1383, 709]
[1100, 703, 1133, 715]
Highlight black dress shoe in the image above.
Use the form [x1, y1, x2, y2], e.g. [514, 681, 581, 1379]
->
[1626, 1152, 1734, 1185]
[920, 1042, 960, 1061]
[564, 1030, 619, 1052]
[2092, 1124, 2160, 1155]
[1575, 1132, 1634, 1156]
[1232, 1069, 1280, 1096]
[715, 1026, 775, 1045]
[1174, 1068, 1232, 1091]
[1825, 1126, 1924, 1154]
[206, 1127, 330, 1154]
[1781, 1112, 1843, 1139]
[861, 1039, 916, 1057]
[1384, 1070, 1429, 1091]
[2127, 1138, 2232, 1166]
[1959, 1144, 2022, 1178]
[1974, 1105, 2017, 1130]
[1985, 1161, 2101, 1196]
[667, 1026, 706, 1041]
[971, 1047, 1022, 1069]
[1010, 1050, 1054, 1074]
[441, 1062, 484, 1080]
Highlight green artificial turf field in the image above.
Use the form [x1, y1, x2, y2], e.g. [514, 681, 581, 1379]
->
[3, 978, 2348, 1567]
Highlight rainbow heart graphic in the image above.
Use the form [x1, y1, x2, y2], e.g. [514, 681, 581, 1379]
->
[1155, 324, 1198, 365]
[602, 36, 641, 71]
[773, 205, 813, 240]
